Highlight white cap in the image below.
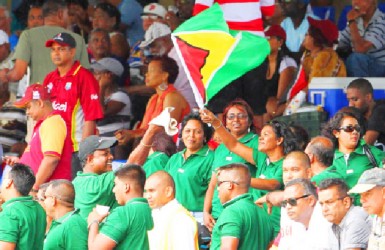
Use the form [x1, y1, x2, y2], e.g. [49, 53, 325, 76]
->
[0, 30, 9, 45]
[91, 57, 124, 77]
[139, 22, 171, 48]
[142, 3, 167, 19]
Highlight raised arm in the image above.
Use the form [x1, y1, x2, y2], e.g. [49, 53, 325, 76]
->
[200, 109, 255, 164]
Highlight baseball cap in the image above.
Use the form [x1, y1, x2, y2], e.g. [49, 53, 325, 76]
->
[349, 168, 385, 194]
[91, 57, 124, 77]
[139, 22, 171, 48]
[265, 25, 286, 41]
[307, 17, 338, 44]
[14, 83, 51, 108]
[78, 135, 117, 163]
[0, 30, 9, 45]
[142, 3, 167, 19]
[45, 32, 77, 48]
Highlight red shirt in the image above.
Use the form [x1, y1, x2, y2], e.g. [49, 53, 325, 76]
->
[20, 112, 72, 180]
[43, 61, 104, 151]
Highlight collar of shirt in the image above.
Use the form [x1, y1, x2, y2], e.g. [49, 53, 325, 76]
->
[222, 193, 252, 208]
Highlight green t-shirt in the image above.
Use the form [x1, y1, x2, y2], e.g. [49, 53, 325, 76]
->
[44, 209, 87, 250]
[211, 193, 273, 250]
[143, 152, 170, 178]
[0, 196, 46, 250]
[211, 132, 259, 219]
[311, 168, 344, 186]
[331, 140, 385, 205]
[252, 149, 284, 236]
[14, 26, 90, 84]
[165, 145, 214, 212]
[100, 198, 153, 250]
[73, 171, 118, 220]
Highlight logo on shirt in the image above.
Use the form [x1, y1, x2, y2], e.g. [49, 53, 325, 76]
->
[90, 94, 99, 100]
[47, 82, 53, 93]
[52, 101, 68, 112]
[65, 82, 72, 90]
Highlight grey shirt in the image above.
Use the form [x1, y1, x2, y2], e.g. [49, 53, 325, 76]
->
[330, 206, 372, 250]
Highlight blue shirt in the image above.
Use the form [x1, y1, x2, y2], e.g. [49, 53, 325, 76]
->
[118, 0, 144, 46]
[281, 14, 318, 52]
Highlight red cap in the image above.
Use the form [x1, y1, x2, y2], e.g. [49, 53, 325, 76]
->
[14, 84, 51, 108]
[265, 25, 286, 41]
[45, 32, 76, 48]
[307, 17, 338, 44]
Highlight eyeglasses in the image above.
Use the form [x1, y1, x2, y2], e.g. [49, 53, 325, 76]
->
[226, 113, 248, 120]
[218, 180, 239, 187]
[281, 194, 310, 207]
[338, 125, 361, 133]
[43, 194, 74, 204]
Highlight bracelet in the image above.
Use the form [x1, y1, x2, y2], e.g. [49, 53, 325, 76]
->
[212, 119, 222, 130]
[88, 220, 100, 230]
[140, 141, 153, 148]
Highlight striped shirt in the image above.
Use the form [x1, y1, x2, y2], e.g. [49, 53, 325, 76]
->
[193, 0, 275, 36]
[338, 9, 385, 65]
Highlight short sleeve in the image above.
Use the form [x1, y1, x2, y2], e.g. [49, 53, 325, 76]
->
[12, 30, 31, 63]
[100, 208, 127, 244]
[218, 210, 241, 238]
[109, 91, 130, 104]
[279, 56, 297, 73]
[0, 211, 19, 243]
[78, 69, 104, 121]
[40, 115, 66, 157]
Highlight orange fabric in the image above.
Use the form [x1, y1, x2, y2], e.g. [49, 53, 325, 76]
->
[141, 85, 191, 129]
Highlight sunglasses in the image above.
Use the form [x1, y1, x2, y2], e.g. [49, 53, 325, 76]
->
[338, 125, 361, 133]
[226, 113, 248, 120]
[281, 194, 310, 207]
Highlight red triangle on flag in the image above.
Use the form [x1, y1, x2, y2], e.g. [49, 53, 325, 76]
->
[175, 37, 209, 103]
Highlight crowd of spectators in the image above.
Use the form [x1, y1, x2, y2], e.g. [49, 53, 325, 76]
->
[0, 0, 385, 249]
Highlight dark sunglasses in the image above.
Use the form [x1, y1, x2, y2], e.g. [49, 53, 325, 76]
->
[281, 194, 310, 207]
[338, 125, 361, 133]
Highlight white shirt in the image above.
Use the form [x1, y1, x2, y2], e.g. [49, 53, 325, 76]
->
[148, 199, 198, 250]
[279, 202, 332, 250]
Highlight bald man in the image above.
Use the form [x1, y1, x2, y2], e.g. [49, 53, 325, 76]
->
[255, 151, 330, 249]
[305, 136, 343, 186]
[43, 180, 88, 249]
[211, 163, 273, 250]
[145, 171, 199, 250]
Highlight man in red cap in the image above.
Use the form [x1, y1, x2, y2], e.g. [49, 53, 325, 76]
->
[5, 83, 73, 196]
[43, 32, 104, 178]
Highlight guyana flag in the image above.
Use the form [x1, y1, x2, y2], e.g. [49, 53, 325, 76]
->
[171, 3, 270, 108]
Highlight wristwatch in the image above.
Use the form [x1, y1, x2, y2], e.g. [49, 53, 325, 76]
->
[347, 19, 356, 26]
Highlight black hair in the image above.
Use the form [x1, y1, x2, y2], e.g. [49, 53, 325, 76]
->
[318, 178, 349, 198]
[150, 56, 179, 84]
[347, 78, 374, 95]
[268, 120, 300, 154]
[95, 2, 121, 30]
[115, 164, 146, 192]
[8, 163, 36, 196]
[181, 112, 213, 144]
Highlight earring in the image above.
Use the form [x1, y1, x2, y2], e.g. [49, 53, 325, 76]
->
[158, 82, 168, 91]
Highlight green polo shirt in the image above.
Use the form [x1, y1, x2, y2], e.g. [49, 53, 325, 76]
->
[0, 196, 46, 250]
[331, 140, 384, 205]
[211, 193, 273, 250]
[311, 168, 344, 186]
[143, 152, 170, 178]
[253, 149, 284, 236]
[100, 197, 153, 250]
[165, 145, 214, 212]
[211, 132, 259, 219]
[44, 209, 87, 250]
[73, 171, 118, 220]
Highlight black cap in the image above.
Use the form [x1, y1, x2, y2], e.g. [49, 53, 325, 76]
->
[78, 135, 117, 162]
[45, 32, 76, 48]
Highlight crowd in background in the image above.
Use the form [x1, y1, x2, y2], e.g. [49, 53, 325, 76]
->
[0, 0, 384, 249]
